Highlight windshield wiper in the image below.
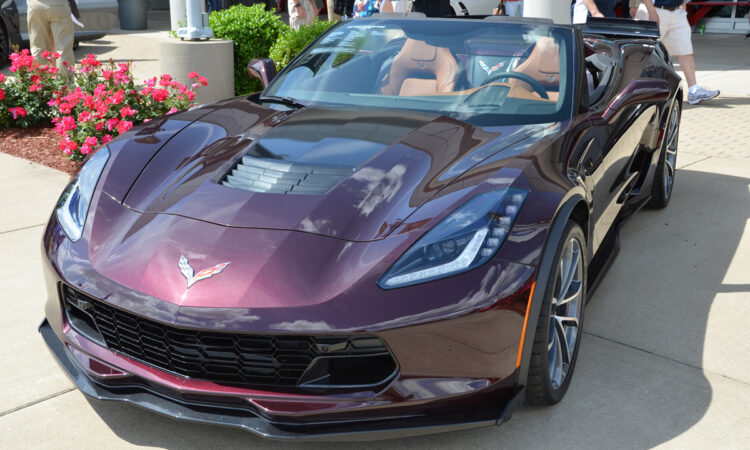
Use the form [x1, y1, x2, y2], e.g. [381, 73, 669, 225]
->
[258, 95, 307, 109]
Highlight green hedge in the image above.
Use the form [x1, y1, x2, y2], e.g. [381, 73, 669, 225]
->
[269, 20, 337, 71]
[209, 4, 288, 95]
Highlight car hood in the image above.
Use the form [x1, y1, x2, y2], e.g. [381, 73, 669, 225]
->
[121, 99, 546, 241]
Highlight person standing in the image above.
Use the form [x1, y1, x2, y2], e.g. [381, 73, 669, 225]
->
[573, 0, 637, 23]
[289, 0, 315, 29]
[327, 0, 342, 20]
[502, 0, 523, 17]
[632, 0, 720, 104]
[27, 0, 75, 70]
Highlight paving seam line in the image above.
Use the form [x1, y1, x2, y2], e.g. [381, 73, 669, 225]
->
[0, 387, 76, 418]
[0, 223, 47, 236]
[582, 331, 750, 387]
[675, 155, 712, 170]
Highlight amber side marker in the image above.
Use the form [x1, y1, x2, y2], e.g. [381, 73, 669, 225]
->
[516, 281, 537, 368]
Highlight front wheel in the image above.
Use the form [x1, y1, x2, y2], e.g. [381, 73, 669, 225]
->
[526, 221, 586, 406]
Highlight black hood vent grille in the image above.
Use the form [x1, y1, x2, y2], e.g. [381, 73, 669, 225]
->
[221, 156, 353, 195]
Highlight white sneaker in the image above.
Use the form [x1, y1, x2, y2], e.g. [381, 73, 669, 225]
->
[688, 86, 720, 104]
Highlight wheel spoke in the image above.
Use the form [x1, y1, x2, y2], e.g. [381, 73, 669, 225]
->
[667, 120, 678, 148]
[554, 317, 571, 366]
[558, 249, 579, 301]
[558, 280, 582, 306]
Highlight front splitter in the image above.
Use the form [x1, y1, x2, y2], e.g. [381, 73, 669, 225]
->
[39, 319, 523, 441]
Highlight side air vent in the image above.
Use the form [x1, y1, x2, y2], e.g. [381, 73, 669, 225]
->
[222, 156, 353, 195]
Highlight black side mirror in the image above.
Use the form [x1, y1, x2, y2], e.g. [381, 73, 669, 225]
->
[602, 78, 671, 123]
[247, 58, 277, 88]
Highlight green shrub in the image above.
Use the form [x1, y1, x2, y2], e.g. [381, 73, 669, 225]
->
[209, 4, 288, 95]
[269, 20, 337, 71]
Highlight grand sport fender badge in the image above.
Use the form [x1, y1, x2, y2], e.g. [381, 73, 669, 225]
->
[179, 255, 230, 288]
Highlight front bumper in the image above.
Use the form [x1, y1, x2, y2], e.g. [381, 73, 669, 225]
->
[40, 319, 523, 441]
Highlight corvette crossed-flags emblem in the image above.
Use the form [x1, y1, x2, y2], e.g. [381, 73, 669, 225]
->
[179, 255, 230, 288]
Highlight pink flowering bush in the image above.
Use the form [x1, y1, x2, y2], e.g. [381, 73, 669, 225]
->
[0, 50, 67, 128]
[1, 50, 207, 161]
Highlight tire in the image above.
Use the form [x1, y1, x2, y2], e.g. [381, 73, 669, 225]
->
[648, 99, 681, 209]
[526, 221, 586, 406]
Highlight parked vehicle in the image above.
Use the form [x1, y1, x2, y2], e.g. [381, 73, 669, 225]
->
[40, 15, 682, 440]
[1, 0, 22, 68]
[13, 0, 116, 47]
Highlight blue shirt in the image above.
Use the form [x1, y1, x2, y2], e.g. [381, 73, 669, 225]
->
[593, 0, 617, 17]
[654, 0, 684, 7]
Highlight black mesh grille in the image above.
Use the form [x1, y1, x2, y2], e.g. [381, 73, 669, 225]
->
[62, 286, 395, 389]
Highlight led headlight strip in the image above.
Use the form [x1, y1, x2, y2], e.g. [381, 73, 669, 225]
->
[379, 188, 528, 289]
[56, 146, 110, 242]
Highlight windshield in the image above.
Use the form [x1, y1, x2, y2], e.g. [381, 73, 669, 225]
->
[264, 18, 576, 125]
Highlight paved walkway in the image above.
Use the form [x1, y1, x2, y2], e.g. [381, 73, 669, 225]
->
[1, 24, 749, 449]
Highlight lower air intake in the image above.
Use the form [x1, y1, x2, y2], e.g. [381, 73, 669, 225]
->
[61, 286, 397, 390]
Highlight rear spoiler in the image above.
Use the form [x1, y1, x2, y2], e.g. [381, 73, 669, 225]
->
[578, 17, 660, 39]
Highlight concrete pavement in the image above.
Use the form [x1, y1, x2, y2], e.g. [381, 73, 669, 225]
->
[1, 26, 750, 450]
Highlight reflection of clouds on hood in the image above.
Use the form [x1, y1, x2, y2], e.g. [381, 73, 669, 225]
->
[270, 320, 334, 331]
[300, 217, 333, 234]
[352, 164, 406, 217]
[177, 308, 260, 329]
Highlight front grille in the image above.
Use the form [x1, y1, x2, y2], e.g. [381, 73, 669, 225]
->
[221, 156, 353, 195]
[62, 286, 396, 389]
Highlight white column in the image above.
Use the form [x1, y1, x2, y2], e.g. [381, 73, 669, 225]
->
[176, 0, 214, 40]
[169, 0, 187, 31]
[523, 0, 571, 25]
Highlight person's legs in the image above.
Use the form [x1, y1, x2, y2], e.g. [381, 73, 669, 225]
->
[27, 4, 52, 61]
[505, 1, 523, 16]
[48, 5, 74, 70]
[327, 0, 341, 20]
[677, 54, 697, 87]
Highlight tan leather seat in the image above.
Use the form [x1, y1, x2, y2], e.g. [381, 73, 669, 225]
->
[509, 37, 560, 100]
[380, 39, 459, 97]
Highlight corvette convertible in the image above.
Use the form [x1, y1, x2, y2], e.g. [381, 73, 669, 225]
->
[40, 15, 682, 439]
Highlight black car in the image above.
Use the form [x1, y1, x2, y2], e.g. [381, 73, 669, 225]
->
[0, 0, 22, 68]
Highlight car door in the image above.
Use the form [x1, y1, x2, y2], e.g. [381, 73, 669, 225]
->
[576, 39, 659, 252]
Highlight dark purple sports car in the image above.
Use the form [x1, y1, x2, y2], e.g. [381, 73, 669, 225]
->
[40, 15, 682, 439]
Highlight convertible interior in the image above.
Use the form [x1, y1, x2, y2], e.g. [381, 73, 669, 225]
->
[272, 23, 588, 118]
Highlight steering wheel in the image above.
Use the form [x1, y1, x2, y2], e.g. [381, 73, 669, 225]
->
[483, 71, 550, 100]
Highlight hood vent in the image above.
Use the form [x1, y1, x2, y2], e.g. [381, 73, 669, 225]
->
[221, 156, 353, 195]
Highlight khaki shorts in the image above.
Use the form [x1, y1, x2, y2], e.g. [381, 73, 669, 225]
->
[636, 5, 693, 56]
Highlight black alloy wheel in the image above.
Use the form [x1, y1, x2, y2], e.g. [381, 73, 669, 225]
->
[526, 221, 587, 406]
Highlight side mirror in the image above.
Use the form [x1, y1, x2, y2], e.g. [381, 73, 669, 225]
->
[601, 79, 671, 123]
[247, 58, 277, 88]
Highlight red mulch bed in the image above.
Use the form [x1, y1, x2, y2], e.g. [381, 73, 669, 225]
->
[0, 125, 81, 175]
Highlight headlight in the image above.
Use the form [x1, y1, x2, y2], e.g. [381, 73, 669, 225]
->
[379, 188, 527, 289]
[56, 146, 110, 241]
